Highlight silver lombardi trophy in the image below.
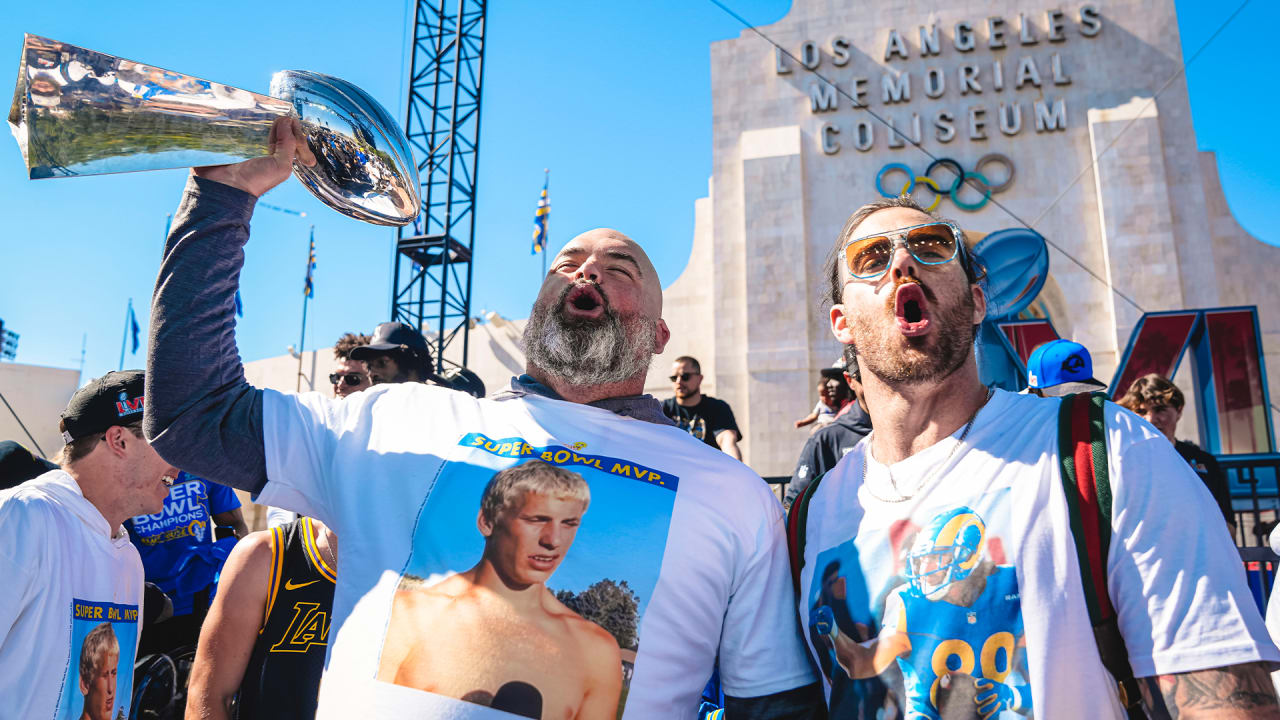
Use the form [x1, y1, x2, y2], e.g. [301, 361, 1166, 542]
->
[8, 34, 420, 226]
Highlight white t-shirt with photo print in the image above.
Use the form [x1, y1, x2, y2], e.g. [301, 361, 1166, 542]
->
[794, 389, 1278, 719]
[258, 382, 814, 719]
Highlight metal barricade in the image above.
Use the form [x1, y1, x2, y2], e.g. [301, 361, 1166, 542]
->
[1223, 453, 1280, 549]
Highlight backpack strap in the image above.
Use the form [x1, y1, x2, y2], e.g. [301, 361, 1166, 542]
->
[785, 470, 829, 600]
[1058, 391, 1145, 717]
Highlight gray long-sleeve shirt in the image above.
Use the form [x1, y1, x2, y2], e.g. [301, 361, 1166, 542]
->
[144, 176, 268, 493]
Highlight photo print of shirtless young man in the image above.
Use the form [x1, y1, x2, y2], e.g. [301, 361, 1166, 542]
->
[378, 460, 623, 719]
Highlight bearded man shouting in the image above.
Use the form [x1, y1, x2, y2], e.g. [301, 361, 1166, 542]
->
[791, 196, 1280, 719]
[143, 117, 821, 719]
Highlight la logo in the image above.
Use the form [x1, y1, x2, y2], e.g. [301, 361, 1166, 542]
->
[269, 601, 330, 653]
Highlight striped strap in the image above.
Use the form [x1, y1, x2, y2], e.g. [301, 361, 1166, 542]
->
[1058, 392, 1144, 716]
[1058, 391, 1115, 625]
[785, 470, 828, 600]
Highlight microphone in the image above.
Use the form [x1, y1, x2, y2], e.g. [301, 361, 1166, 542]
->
[489, 681, 543, 719]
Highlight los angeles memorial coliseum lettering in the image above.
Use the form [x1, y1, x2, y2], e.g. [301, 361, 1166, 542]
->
[773, 5, 1103, 154]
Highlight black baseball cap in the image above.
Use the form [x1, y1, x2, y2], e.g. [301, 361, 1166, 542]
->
[350, 322, 431, 365]
[0, 441, 57, 490]
[441, 367, 486, 399]
[59, 370, 145, 444]
[819, 355, 847, 381]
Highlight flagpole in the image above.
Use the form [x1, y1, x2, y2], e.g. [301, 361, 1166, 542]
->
[296, 226, 315, 392]
[542, 168, 549, 277]
[77, 333, 86, 386]
[118, 298, 132, 371]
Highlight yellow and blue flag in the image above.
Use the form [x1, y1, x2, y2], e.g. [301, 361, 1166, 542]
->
[532, 172, 549, 255]
[304, 228, 316, 298]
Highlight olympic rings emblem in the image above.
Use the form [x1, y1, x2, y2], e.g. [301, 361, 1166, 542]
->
[875, 154, 1015, 212]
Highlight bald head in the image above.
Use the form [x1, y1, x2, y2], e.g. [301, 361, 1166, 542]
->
[550, 228, 663, 319]
[524, 227, 670, 400]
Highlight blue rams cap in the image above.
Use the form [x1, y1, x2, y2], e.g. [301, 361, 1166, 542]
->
[1026, 340, 1107, 397]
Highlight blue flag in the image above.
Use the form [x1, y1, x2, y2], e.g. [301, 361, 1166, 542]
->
[304, 228, 316, 298]
[532, 173, 549, 255]
[129, 306, 140, 354]
[234, 290, 244, 318]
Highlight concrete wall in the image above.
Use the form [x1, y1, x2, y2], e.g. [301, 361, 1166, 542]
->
[0, 362, 80, 461]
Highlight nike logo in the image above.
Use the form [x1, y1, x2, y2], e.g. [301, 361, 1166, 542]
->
[284, 578, 320, 591]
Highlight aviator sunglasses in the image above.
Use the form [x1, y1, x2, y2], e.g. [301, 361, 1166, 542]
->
[842, 221, 964, 280]
[329, 372, 368, 387]
[669, 372, 699, 382]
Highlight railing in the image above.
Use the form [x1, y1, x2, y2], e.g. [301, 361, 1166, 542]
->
[1223, 453, 1280, 548]
[763, 476, 790, 499]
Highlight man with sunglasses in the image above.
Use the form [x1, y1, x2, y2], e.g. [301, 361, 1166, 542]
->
[143, 117, 821, 719]
[350, 322, 440, 386]
[790, 196, 1280, 718]
[663, 356, 743, 460]
[329, 332, 371, 398]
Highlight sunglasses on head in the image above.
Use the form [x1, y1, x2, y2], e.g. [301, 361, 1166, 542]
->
[842, 221, 964, 280]
[329, 372, 367, 387]
[669, 372, 698, 382]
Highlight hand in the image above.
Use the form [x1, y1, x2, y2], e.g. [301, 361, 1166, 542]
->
[973, 677, 1023, 718]
[193, 116, 317, 197]
[810, 604, 836, 638]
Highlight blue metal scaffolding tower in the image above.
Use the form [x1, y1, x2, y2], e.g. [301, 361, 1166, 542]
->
[392, 0, 487, 369]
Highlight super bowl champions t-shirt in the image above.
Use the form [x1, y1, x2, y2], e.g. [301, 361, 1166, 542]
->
[126, 472, 240, 615]
[794, 389, 1279, 719]
[0, 471, 142, 720]
[258, 383, 814, 719]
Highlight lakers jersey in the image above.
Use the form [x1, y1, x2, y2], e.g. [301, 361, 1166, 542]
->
[236, 516, 336, 720]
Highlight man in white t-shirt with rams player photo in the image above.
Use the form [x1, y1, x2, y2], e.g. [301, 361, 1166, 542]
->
[791, 195, 1280, 719]
[144, 117, 822, 719]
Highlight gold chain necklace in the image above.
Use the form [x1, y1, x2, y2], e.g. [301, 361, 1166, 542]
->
[863, 387, 993, 503]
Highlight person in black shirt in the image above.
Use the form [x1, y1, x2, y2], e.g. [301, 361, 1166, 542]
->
[662, 356, 743, 460]
[786, 348, 872, 508]
[186, 516, 337, 720]
[1117, 373, 1235, 533]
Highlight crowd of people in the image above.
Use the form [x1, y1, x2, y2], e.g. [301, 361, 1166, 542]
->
[2, 115, 1279, 719]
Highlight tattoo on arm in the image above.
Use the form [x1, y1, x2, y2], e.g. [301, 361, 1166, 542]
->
[1139, 662, 1280, 719]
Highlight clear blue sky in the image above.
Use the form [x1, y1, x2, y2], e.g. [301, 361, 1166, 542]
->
[0, 0, 1274, 383]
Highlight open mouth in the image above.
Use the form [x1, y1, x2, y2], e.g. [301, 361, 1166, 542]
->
[894, 283, 931, 336]
[563, 284, 605, 319]
[528, 553, 559, 570]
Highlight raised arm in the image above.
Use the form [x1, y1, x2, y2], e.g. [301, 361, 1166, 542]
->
[144, 117, 315, 493]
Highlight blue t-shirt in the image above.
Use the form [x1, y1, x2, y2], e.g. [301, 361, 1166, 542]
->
[126, 472, 240, 615]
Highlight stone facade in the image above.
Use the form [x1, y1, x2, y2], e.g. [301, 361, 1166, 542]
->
[642, 0, 1280, 476]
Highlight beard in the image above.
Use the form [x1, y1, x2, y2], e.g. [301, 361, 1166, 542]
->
[849, 276, 976, 386]
[523, 281, 657, 387]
